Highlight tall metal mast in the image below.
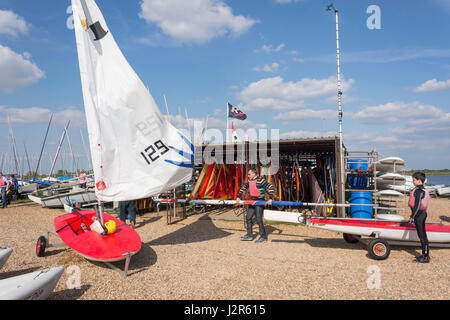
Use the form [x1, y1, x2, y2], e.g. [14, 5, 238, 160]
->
[35, 114, 53, 176]
[327, 3, 345, 215]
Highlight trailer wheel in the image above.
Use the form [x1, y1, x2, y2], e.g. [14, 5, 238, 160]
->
[343, 233, 359, 244]
[368, 239, 390, 260]
[36, 236, 47, 257]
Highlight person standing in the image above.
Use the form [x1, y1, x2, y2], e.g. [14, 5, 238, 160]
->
[119, 200, 137, 228]
[0, 172, 10, 208]
[236, 168, 275, 243]
[9, 174, 19, 201]
[78, 169, 87, 188]
[408, 172, 430, 263]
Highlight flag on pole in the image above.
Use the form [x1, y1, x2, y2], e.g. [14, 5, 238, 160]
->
[227, 103, 247, 120]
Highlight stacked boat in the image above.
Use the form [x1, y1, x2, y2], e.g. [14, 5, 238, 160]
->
[375, 157, 407, 193]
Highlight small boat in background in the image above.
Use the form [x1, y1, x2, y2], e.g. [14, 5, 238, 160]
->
[28, 186, 97, 208]
[437, 186, 450, 197]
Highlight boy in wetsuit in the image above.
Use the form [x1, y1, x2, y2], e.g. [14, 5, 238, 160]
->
[408, 172, 430, 263]
[236, 168, 275, 243]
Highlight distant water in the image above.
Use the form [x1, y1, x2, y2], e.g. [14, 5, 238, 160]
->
[425, 174, 450, 187]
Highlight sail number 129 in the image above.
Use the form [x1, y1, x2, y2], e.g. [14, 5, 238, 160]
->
[140, 140, 169, 165]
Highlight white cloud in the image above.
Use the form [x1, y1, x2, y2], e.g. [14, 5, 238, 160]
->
[138, 0, 257, 45]
[352, 101, 443, 124]
[238, 76, 354, 111]
[0, 45, 45, 93]
[262, 43, 285, 53]
[0, 10, 30, 37]
[274, 108, 337, 121]
[253, 62, 280, 73]
[274, 0, 300, 4]
[0, 105, 86, 128]
[311, 48, 450, 64]
[413, 79, 450, 92]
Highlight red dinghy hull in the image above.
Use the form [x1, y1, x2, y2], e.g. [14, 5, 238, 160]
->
[54, 210, 142, 262]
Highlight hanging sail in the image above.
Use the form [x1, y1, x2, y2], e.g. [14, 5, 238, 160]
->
[71, 0, 193, 201]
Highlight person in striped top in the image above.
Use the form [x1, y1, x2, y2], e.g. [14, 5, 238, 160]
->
[236, 168, 275, 243]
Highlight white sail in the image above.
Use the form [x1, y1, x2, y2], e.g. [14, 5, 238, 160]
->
[71, 0, 193, 201]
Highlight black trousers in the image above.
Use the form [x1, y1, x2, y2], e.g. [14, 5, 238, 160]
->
[245, 205, 267, 238]
[119, 200, 136, 223]
[414, 211, 429, 256]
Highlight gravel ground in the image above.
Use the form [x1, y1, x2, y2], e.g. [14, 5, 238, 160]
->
[0, 197, 449, 300]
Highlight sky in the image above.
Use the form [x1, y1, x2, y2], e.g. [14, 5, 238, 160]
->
[0, 0, 449, 175]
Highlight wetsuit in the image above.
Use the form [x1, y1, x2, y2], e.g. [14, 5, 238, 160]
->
[409, 184, 429, 259]
[237, 176, 275, 239]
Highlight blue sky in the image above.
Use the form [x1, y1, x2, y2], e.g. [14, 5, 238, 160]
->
[0, 0, 449, 175]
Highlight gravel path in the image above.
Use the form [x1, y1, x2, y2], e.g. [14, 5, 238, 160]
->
[0, 197, 449, 300]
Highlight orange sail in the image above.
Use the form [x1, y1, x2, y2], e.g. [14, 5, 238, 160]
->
[225, 164, 235, 199]
[198, 162, 215, 199]
[190, 163, 208, 200]
[234, 164, 242, 199]
[213, 165, 228, 200]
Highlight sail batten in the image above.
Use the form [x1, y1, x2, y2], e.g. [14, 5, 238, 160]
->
[71, 0, 192, 201]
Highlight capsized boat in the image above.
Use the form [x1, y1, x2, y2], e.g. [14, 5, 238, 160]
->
[0, 266, 64, 300]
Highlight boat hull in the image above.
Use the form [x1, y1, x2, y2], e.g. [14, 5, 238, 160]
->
[54, 210, 141, 262]
[306, 217, 450, 243]
[0, 266, 64, 300]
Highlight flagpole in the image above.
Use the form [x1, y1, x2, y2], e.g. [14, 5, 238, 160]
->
[226, 103, 229, 143]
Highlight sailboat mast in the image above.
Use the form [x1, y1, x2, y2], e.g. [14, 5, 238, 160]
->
[7, 116, 21, 177]
[23, 141, 32, 176]
[80, 129, 91, 171]
[48, 120, 70, 178]
[35, 114, 53, 175]
[65, 129, 76, 173]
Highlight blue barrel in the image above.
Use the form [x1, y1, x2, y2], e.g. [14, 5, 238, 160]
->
[347, 159, 368, 188]
[350, 191, 373, 218]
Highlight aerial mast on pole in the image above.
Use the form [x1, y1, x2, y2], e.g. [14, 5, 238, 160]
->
[327, 3, 345, 216]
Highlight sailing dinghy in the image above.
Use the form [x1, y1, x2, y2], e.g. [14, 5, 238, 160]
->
[36, 0, 193, 277]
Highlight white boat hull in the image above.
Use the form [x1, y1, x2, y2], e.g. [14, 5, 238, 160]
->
[0, 248, 13, 270]
[30, 188, 97, 208]
[0, 266, 64, 300]
[306, 218, 450, 243]
[437, 186, 450, 196]
[375, 157, 405, 173]
[263, 210, 450, 243]
[376, 173, 406, 186]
